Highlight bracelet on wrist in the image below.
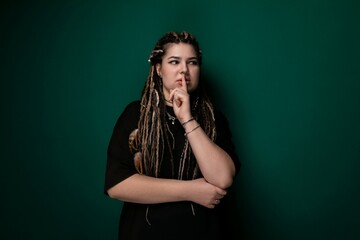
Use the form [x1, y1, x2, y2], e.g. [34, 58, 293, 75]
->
[181, 117, 194, 127]
[184, 125, 201, 137]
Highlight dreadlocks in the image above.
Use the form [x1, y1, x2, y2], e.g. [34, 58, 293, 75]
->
[129, 31, 216, 179]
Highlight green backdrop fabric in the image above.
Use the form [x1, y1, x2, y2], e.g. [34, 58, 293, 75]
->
[1, 0, 359, 239]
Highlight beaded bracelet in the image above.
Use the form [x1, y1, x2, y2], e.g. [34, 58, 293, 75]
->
[181, 117, 194, 127]
[184, 125, 201, 137]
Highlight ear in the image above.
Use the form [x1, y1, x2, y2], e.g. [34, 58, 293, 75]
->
[156, 63, 161, 77]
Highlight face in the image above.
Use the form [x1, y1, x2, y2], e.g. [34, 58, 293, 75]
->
[156, 43, 200, 100]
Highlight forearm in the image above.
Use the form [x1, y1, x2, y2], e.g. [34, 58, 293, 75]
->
[185, 120, 236, 189]
[107, 174, 190, 204]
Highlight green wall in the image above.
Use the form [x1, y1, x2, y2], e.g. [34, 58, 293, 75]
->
[1, 0, 359, 239]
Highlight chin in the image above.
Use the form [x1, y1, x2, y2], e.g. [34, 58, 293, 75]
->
[188, 87, 196, 93]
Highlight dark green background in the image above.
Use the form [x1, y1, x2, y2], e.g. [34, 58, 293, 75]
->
[1, 0, 359, 239]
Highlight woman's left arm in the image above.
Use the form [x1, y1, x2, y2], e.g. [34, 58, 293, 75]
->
[184, 117, 236, 189]
[171, 77, 239, 189]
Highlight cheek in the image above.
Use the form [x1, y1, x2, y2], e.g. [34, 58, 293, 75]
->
[190, 71, 200, 87]
[192, 69, 200, 81]
[188, 80, 200, 93]
[163, 68, 177, 77]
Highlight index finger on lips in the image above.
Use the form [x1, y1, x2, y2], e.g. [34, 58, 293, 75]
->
[181, 75, 188, 92]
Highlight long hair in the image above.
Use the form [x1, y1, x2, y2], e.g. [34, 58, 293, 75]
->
[129, 31, 216, 179]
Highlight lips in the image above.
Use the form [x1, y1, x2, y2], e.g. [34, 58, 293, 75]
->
[176, 79, 190, 84]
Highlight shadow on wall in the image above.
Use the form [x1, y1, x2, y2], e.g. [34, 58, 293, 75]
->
[202, 70, 244, 239]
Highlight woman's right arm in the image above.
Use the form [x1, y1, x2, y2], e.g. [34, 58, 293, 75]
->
[107, 175, 227, 209]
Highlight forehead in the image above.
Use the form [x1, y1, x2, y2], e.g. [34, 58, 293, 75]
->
[163, 43, 197, 57]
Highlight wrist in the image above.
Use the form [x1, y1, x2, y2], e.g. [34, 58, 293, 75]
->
[178, 180, 192, 201]
[181, 117, 195, 127]
[182, 119, 198, 131]
[184, 124, 201, 137]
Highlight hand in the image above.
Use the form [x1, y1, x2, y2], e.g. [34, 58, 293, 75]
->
[187, 178, 227, 209]
[169, 75, 192, 123]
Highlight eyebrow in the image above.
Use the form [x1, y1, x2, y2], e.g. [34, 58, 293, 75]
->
[167, 56, 198, 60]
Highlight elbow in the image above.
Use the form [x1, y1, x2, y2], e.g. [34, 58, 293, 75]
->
[218, 165, 236, 189]
[207, 165, 236, 189]
[107, 186, 125, 200]
[107, 188, 118, 199]
[212, 174, 234, 190]
[107, 174, 137, 200]
[219, 176, 234, 190]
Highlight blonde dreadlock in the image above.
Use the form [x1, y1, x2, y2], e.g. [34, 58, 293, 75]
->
[129, 31, 216, 179]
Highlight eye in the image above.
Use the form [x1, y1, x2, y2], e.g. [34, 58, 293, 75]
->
[169, 60, 179, 65]
[188, 60, 199, 65]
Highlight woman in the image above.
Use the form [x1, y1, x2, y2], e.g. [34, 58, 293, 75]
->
[104, 31, 241, 239]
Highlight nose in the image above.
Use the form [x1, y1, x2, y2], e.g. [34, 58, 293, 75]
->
[179, 62, 189, 74]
